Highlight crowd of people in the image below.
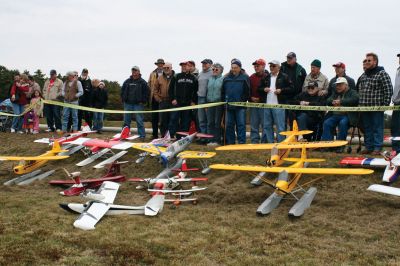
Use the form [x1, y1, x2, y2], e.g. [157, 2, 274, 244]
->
[4, 52, 400, 155]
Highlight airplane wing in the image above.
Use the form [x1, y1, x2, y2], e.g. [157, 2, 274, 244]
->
[73, 202, 110, 230]
[340, 157, 389, 167]
[96, 181, 120, 204]
[216, 141, 348, 151]
[210, 164, 373, 175]
[368, 184, 400, 196]
[131, 143, 166, 155]
[144, 194, 165, 216]
[0, 155, 69, 161]
[177, 151, 216, 159]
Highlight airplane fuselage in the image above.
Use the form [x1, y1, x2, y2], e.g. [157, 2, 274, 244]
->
[13, 151, 58, 175]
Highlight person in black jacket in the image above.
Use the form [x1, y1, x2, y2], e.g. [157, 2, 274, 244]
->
[121, 66, 149, 139]
[290, 81, 325, 140]
[258, 60, 294, 143]
[168, 61, 198, 138]
[78, 68, 93, 129]
[91, 79, 108, 133]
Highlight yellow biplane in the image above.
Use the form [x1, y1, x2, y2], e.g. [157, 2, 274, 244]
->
[0, 141, 69, 175]
[210, 122, 373, 217]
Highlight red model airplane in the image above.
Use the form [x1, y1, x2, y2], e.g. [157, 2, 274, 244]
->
[34, 123, 96, 145]
[49, 161, 127, 196]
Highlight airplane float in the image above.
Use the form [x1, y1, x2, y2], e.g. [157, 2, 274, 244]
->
[131, 124, 215, 174]
[210, 124, 373, 217]
[65, 126, 139, 168]
[49, 161, 127, 196]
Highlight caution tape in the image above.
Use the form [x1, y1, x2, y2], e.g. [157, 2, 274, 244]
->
[2, 99, 399, 117]
[42, 100, 225, 114]
[229, 102, 400, 112]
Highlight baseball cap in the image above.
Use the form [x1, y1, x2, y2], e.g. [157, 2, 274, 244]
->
[311, 59, 321, 68]
[82, 68, 88, 73]
[50, 69, 57, 75]
[307, 81, 319, 88]
[252, 59, 266, 66]
[335, 77, 348, 85]
[397, 53, 400, 57]
[332, 62, 346, 69]
[231, 59, 242, 68]
[131, 66, 140, 71]
[287, 52, 296, 59]
[201, 59, 213, 64]
[179, 61, 189, 66]
[268, 60, 280, 66]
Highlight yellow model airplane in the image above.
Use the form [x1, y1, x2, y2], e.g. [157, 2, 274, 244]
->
[211, 139, 373, 217]
[0, 141, 69, 175]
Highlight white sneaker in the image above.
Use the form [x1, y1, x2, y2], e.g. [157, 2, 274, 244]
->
[45, 128, 52, 132]
[17, 131, 24, 134]
[10, 128, 15, 133]
[33, 130, 39, 134]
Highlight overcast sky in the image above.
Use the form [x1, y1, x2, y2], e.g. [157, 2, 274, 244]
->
[1, 0, 399, 84]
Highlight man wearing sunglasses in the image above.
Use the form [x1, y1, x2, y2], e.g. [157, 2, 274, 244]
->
[327, 62, 356, 98]
[357, 52, 393, 155]
[303, 59, 329, 97]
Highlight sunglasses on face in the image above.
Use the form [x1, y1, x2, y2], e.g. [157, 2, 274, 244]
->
[364, 59, 372, 63]
[307, 87, 316, 90]
[212, 68, 220, 71]
[163, 67, 170, 70]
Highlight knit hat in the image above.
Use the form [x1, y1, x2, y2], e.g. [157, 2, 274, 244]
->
[311, 59, 321, 68]
[231, 59, 242, 68]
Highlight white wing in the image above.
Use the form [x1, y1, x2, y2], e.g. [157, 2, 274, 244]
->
[73, 202, 110, 230]
[96, 181, 120, 204]
[144, 194, 165, 216]
[368, 184, 400, 197]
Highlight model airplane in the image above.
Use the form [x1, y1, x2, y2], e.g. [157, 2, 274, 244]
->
[0, 141, 68, 175]
[65, 126, 139, 167]
[132, 132, 215, 174]
[34, 123, 96, 146]
[210, 144, 373, 217]
[60, 181, 147, 230]
[129, 159, 208, 209]
[340, 151, 400, 183]
[216, 120, 348, 185]
[49, 161, 127, 196]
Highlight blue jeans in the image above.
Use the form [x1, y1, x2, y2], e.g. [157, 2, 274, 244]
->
[206, 105, 223, 143]
[392, 110, 400, 153]
[362, 111, 384, 151]
[44, 104, 61, 131]
[169, 109, 191, 138]
[123, 103, 145, 138]
[250, 108, 265, 143]
[62, 106, 78, 131]
[263, 108, 286, 143]
[197, 97, 207, 133]
[93, 112, 104, 131]
[11, 103, 25, 131]
[225, 107, 246, 144]
[321, 114, 349, 141]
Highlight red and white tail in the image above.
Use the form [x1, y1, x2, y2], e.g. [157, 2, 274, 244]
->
[188, 121, 197, 135]
[120, 126, 130, 139]
[73, 176, 81, 185]
[180, 159, 199, 172]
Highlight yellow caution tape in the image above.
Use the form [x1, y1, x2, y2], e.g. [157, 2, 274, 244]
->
[229, 102, 400, 112]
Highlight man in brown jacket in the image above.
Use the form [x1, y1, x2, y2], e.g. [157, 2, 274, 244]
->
[61, 71, 83, 133]
[42, 69, 63, 132]
[148, 58, 165, 139]
[153, 62, 175, 137]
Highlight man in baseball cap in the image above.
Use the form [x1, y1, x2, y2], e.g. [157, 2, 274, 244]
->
[327, 62, 356, 98]
[280, 52, 307, 96]
[303, 59, 329, 96]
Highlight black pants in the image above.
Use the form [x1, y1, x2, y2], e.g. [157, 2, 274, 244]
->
[159, 101, 171, 137]
[151, 98, 159, 138]
[78, 108, 93, 130]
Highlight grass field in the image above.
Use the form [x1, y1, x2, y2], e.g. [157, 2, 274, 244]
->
[0, 131, 399, 265]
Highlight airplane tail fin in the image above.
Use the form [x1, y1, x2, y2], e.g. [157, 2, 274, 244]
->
[120, 126, 130, 139]
[188, 121, 197, 135]
[172, 159, 200, 172]
[51, 141, 62, 153]
[144, 194, 165, 216]
[292, 120, 299, 132]
[164, 131, 171, 140]
[73, 176, 81, 185]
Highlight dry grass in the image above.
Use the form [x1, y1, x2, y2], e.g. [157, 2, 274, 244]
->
[0, 131, 399, 265]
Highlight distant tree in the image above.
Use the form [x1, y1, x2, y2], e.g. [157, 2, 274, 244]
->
[33, 69, 46, 88]
[102, 79, 122, 121]
[0, 65, 20, 101]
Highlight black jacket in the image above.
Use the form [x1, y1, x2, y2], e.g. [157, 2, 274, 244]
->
[121, 76, 149, 104]
[280, 62, 307, 95]
[78, 77, 93, 106]
[257, 71, 295, 104]
[290, 92, 326, 119]
[168, 72, 198, 106]
[92, 88, 108, 109]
